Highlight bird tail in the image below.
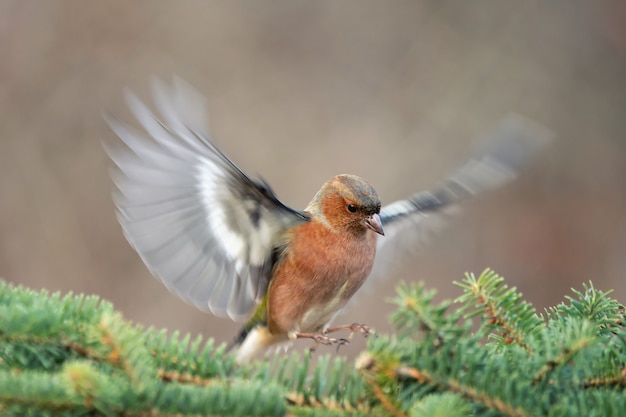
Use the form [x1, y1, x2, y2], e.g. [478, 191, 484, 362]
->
[228, 322, 255, 350]
[232, 325, 285, 364]
[227, 296, 270, 354]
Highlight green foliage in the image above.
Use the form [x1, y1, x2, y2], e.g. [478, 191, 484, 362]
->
[409, 393, 471, 417]
[1, 270, 625, 416]
[365, 269, 626, 417]
[0, 281, 368, 417]
[455, 269, 543, 350]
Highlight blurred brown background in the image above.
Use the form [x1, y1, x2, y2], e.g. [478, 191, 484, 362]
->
[1, 1, 626, 357]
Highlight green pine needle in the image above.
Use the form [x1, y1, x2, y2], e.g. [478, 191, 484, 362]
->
[2, 271, 625, 416]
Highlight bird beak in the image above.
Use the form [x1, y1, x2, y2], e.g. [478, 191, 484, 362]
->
[363, 213, 384, 236]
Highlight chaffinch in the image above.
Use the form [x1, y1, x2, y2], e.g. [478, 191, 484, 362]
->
[105, 78, 550, 363]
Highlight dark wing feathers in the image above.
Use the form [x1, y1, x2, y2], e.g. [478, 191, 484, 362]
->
[379, 114, 552, 232]
[106, 78, 550, 322]
[358, 114, 552, 304]
[105, 78, 308, 322]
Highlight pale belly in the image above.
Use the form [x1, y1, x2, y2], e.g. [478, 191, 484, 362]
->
[298, 288, 348, 333]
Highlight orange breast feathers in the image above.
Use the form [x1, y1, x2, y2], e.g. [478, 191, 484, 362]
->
[267, 217, 378, 336]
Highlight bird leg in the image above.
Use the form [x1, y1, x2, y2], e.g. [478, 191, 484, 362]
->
[295, 323, 370, 354]
[296, 332, 349, 346]
[295, 332, 350, 355]
[324, 322, 371, 340]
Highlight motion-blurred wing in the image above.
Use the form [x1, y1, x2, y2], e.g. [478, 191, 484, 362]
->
[104, 78, 309, 322]
[367, 114, 552, 294]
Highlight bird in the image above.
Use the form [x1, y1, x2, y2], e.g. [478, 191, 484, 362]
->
[104, 78, 551, 363]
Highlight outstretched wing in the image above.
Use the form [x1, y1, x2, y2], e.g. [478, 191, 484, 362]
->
[365, 114, 552, 296]
[104, 78, 309, 322]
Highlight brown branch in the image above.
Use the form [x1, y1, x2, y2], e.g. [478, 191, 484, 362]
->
[470, 285, 532, 353]
[532, 337, 593, 384]
[396, 365, 531, 417]
[356, 353, 407, 417]
[157, 369, 215, 386]
[582, 366, 626, 388]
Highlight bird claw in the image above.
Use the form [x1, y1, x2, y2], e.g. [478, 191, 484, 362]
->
[349, 323, 371, 338]
[335, 338, 350, 353]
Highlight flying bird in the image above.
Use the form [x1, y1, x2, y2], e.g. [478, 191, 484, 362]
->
[104, 78, 551, 363]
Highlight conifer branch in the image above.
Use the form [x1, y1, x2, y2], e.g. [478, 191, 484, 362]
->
[582, 366, 626, 388]
[357, 350, 532, 417]
[455, 269, 543, 352]
[2, 272, 625, 416]
[362, 374, 407, 417]
[395, 365, 531, 417]
[532, 322, 596, 384]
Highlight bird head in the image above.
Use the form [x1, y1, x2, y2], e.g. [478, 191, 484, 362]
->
[306, 174, 384, 236]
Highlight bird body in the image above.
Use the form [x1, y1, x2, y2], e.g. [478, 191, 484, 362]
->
[237, 216, 376, 361]
[236, 174, 383, 362]
[105, 78, 551, 363]
[268, 216, 375, 334]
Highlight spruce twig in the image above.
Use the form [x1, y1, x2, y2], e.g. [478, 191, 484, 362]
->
[455, 269, 543, 352]
[2, 271, 626, 416]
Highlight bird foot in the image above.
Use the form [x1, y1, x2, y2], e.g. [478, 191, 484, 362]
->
[297, 332, 350, 355]
[298, 323, 371, 355]
[297, 332, 349, 346]
[324, 322, 371, 339]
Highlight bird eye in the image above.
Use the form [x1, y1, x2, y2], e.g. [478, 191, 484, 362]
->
[347, 204, 358, 213]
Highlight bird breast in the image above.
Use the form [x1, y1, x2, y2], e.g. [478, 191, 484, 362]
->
[267, 220, 378, 334]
